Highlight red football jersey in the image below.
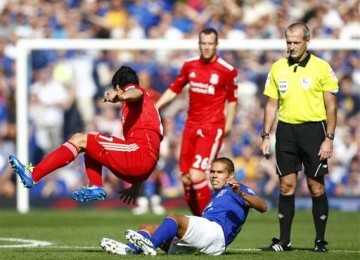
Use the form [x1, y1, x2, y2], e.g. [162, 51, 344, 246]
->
[121, 84, 163, 139]
[170, 55, 238, 128]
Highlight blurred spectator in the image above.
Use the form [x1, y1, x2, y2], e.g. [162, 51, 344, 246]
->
[127, 0, 172, 36]
[29, 64, 71, 155]
[233, 144, 260, 193]
[138, 69, 161, 101]
[88, 0, 128, 39]
[0, 61, 16, 197]
[92, 50, 119, 102]
[334, 128, 358, 167]
[157, 139, 183, 199]
[236, 70, 258, 112]
[337, 74, 360, 118]
[0, 139, 15, 197]
[257, 155, 279, 197]
[90, 103, 122, 137]
[334, 151, 360, 196]
[70, 51, 98, 125]
[123, 17, 146, 39]
[0, 164, 15, 197]
[52, 50, 84, 139]
[339, 1, 360, 39]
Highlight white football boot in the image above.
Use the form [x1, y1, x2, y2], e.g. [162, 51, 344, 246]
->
[99, 237, 136, 255]
[125, 229, 157, 256]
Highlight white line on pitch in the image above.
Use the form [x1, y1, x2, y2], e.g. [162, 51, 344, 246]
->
[229, 248, 360, 253]
[1, 238, 359, 254]
[0, 238, 52, 248]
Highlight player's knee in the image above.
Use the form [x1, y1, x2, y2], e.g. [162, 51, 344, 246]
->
[166, 213, 182, 224]
[188, 169, 206, 182]
[180, 174, 191, 186]
[307, 177, 325, 196]
[181, 170, 206, 186]
[138, 223, 158, 235]
[308, 185, 325, 197]
[279, 181, 296, 195]
[167, 213, 178, 219]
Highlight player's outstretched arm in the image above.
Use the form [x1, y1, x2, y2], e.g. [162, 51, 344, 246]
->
[119, 88, 143, 102]
[156, 89, 177, 110]
[241, 192, 268, 213]
[103, 88, 143, 103]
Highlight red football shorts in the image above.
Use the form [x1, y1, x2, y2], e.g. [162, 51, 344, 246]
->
[179, 125, 224, 174]
[85, 132, 160, 183]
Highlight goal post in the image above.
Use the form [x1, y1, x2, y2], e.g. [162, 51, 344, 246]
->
[15, 38, 360, 213]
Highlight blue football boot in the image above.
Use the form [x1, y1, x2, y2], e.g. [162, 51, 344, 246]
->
[71, 185, 107, 202]
[8, 155, 34, 188]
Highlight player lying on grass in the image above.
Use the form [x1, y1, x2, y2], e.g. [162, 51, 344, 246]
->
[9, 66, 163, 203]
[99, 157, 267, 255]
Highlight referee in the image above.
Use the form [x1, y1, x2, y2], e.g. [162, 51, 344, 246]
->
[260, 22, 339, 253]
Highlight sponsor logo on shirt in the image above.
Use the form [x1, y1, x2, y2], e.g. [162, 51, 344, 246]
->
[189, 81, 215, 95]
[279, 80, 288, 93]
[210, 74, 219, 85]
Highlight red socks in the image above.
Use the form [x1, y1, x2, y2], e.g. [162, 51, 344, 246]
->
[32, 142, 79, 183]
[184, 179, 211, 216]
[84, 154, 103, 187]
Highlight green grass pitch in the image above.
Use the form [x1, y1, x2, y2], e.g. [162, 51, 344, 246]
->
[0, 208, 359, 259]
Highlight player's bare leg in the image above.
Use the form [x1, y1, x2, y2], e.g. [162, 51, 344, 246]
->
[9, 131, 106, 202]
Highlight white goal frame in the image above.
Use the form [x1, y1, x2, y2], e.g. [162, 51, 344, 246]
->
[15, 38, 360, 213]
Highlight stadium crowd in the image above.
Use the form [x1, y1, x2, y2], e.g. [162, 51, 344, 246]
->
[0, 0, 359, 209]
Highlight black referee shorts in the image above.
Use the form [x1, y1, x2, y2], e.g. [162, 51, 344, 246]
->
[275, 121, 329, 178]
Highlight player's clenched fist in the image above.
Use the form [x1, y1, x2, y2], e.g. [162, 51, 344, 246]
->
[103, 91, 121, 103]
[227, 177, 242, 195]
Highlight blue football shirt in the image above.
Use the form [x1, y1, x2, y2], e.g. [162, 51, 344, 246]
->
[202, 184, 256, 246]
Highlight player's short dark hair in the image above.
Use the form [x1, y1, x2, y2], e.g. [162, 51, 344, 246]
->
[212, 157, 235, 173]
[199, 27, 218, 43]
[112, 66, 139, 89]
[285, 22, 311, 40]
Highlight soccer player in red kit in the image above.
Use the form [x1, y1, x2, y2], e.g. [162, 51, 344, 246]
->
[9, 66, 163, 203]
[156, 28, 239, 216]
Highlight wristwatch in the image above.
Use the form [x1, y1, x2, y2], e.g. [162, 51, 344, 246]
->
[261, 132, 270, 139]
[326, 133, 335, 140]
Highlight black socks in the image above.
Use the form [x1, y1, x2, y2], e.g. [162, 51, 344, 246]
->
[278, 194, 295, 243]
